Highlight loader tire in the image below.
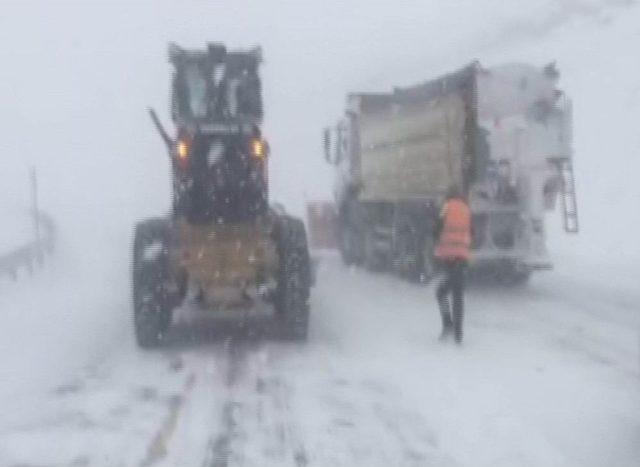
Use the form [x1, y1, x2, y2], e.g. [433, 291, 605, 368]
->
[132, 218, 175, 348]
[274, 216, 311, 341]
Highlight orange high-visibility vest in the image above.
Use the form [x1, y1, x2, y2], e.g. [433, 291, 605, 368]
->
[435, 198, 471, 261]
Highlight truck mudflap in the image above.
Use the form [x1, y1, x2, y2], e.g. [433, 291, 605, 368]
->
[469, 207, 554, 270]
[467, 253, 552, 289]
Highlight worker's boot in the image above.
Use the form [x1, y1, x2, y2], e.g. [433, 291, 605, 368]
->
[439, 323, 453, 341]
[453, 324, 463, 344]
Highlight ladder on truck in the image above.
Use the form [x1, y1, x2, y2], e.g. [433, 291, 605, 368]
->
[550, 157, 579, 233]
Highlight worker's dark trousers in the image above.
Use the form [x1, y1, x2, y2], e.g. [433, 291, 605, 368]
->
[436, 260, 466, 342]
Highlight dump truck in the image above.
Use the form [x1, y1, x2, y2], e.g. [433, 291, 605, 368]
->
[132, 43, 311, 347]
[323, 61, 578, 283]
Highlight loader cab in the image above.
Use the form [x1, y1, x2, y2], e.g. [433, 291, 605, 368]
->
[167, 43, 268, 224]
[169, 42, 263, 126]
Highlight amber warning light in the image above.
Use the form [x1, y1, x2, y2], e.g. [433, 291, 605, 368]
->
[175, 136, 191, 170]
[251, 138, 267, 158]
[177, 139, 189, 159]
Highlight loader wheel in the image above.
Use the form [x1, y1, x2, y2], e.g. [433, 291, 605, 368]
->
[274, 216, 311, 341]
[132, 219, 175, 348]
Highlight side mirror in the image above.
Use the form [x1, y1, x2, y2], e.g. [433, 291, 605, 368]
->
[323, 127, 332, 164]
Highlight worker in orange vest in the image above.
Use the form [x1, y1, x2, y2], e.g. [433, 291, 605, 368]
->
[434, 186, 471, 343]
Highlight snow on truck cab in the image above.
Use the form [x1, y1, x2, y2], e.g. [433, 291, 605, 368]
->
[323, 61, 578, 284]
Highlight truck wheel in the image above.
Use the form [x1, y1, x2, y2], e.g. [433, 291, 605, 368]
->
[338, 223, 363, 266]
[274, 216, 311, 341]
[363, 229, 385, 272]
[132, 219, 175, 348]
[393, 224, 421, 281]
[502, 269, 531, 286]
[394, 224, 436, 283]
[421, 235, 437, 284]
[490, 262, 531, 286]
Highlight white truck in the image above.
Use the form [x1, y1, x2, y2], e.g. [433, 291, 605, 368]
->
[323, 61, 578, 283]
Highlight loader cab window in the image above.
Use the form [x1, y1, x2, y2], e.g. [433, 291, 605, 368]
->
[183, 63, 209, 119]
[174, 60, 262, 122]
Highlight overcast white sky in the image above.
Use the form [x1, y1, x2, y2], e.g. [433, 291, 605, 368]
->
[1, 0, 638, 263]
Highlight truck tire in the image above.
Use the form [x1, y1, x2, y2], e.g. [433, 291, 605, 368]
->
[338, 201, 365, 266]
[487, 262, 531, 286]
[393, 224, 421, 281]
[421, 235, 437, 284]
[132, 219, 175, 348]
[393, 222, 436, 283]
[363, 228, 385, 272]
[273, 216, 311, 341]
[338, 223, 364, 266]
[502, 269, 531, 286]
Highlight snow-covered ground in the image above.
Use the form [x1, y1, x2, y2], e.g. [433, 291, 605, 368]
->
[1, 250, 638, 467]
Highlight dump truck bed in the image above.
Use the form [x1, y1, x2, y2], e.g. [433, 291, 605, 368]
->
[351, 64, 476, 202]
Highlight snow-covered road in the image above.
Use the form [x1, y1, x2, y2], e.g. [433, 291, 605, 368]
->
[1, 253, 638, 467]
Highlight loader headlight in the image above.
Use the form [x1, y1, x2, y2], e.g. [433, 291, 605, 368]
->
[177, 139, 189, 160]
[175, 134, 192, 170]
[250, 138, 266, 159]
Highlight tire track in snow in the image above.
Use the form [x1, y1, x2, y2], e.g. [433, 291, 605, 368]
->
[202, 339, 307, 467]
[140, 370, 197, 467]
[204, 337, 247, 467]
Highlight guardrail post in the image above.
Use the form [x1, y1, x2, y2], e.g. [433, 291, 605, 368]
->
[0, 170, 55, 281]
[30, 167, 45, 264]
